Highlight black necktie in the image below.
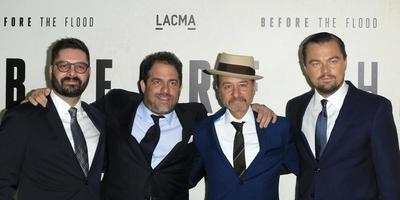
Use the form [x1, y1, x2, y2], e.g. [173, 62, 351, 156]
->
[231, 121, 246, 176]
[315, 99, 328, 160]
[140, 114, 164, 164]
[68, 107, 89, 176]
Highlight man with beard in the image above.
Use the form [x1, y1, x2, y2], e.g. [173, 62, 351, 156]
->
[190, 52, 298, 200]
[0, 38, 106, 200]
[286, 32, 400, 199]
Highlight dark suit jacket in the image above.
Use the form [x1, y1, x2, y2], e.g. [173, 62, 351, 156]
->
[189, 108, 299, 200]
[0, 96, 106, 200]
[286, 81, 400, 200]
[93, 89, 207, 200]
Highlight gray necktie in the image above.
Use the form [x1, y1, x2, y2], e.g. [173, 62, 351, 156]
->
[68, 107, 89, 176]
[231, 121, 246, 176]
[315, 99, 328, 160]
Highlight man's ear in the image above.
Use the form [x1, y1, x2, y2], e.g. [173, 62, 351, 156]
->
[140, 80, 146, 93]
[49, 65, 53, 80]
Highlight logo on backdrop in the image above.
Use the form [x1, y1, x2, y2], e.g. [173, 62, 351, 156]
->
[155, 14, 196, 30]
[260, 16, 378, 29]
[1, 16, 95, 28]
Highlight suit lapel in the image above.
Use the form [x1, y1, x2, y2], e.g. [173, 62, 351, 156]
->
[321, 82, 358, 160]
[296, 91, 317, 162]
[154, 104, 197, 169]
[82, 102, 105, 175]
[209, 108, 239, 175]
[45, 97, 85, 178]
[244, 112, 285, 178]
[120, 98, 149, 168]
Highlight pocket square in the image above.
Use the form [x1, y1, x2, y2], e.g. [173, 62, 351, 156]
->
[188, 135, 194, 143]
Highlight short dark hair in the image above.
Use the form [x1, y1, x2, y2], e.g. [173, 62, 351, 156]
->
[50, 38, 90, 65]
[299, 32, 347, 66]
[139, 51, 182, 89]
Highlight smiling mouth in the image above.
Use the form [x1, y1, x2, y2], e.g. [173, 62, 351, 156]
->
[157, 96, 172, 102]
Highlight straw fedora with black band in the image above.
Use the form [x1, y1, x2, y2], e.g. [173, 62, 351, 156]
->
[203, 52, 263, 80]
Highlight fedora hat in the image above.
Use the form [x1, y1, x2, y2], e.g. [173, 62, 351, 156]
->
[203, 52, 263, 80]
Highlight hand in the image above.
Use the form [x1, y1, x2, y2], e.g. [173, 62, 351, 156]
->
[251, 103, 277, 128]
[23, 88, 51, 107]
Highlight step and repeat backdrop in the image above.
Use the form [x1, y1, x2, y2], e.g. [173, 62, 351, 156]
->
[1, 0, 399, 199]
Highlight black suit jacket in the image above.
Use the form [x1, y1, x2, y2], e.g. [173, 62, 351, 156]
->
[93, 89, 207, 200]
[286, 81, 400, 200]
[0, 96, 106, 200]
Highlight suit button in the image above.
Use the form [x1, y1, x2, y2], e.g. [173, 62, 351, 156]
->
[85, 180, 89, 185]
[239, 179, 244, 185]
[314, 167, 321, 173]
[310, 193, 315, 198]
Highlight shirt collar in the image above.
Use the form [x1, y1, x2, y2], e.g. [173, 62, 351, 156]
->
[313, 81, 349, 110]
[138, 101, 175, 124]
[50, 90, 83, 115]
[223, 106, 253, 125]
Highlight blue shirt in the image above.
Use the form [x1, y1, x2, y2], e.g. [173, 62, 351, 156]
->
[131, 102, 182, 169]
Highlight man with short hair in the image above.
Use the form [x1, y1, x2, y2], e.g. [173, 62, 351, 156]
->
[97, 51, 208, 199]
[0, 38, 106, 200]
[286, 32, 400, 199]
[190, 52, 298, 200]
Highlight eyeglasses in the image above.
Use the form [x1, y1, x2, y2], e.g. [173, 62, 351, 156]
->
[54, 61, 89, 74]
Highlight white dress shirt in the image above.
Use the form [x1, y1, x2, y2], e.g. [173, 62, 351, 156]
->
[51, 91, 100, 168]
[214, 107, 259, 168]
[302, 82, 349, 157]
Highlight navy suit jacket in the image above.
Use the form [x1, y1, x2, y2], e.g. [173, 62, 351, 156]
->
[0, 97, 106, 200]
[286, 81, 400, 200]
[190, 107, 299, 200]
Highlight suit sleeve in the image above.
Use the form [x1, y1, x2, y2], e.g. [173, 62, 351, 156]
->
[0, 110, 29, 199]
[188, 150, 205, 188]
[90, 91, 108, 112]
[282, 119, 300, 176]
[188, 125, 206, 188]
[370, 99, 400, 199]
[195, 104, 208, 122]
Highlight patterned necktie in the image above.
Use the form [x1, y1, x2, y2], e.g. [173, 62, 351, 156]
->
[231, 121, 246, 176]
[140, 114, 164, 164]
[315, 99, 328, 160]
[68, 107, 89, 176]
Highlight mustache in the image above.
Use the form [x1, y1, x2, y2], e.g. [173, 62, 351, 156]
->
[318, 74, 335, 80]
[228, 97, 247, 103]
[156, 93, 172, 98]
[61, 76, 81, 82]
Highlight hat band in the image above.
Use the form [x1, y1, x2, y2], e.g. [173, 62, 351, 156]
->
[218, 63, 255, 75]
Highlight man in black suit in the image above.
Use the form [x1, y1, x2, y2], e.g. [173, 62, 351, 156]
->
[96, 52, 208, 199]
[286, 32, 400, 199]
[26, 52, 275, 200]
[0, 38, 106, 200]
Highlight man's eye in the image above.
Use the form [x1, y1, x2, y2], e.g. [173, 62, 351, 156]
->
[75, 64, 86, 69]
[239, 83, 248, 88]
[152, 80, 160, 85]
[223, 85, 232, 90]
[310, 62, 321, 67]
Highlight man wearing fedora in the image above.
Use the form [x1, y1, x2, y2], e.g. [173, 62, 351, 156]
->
[189, 52, 299, 200]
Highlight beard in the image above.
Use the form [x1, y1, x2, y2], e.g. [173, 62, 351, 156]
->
[51, 74, 89, 97]
[315, 78, 343, 96]
[224, 96, 251, 113]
